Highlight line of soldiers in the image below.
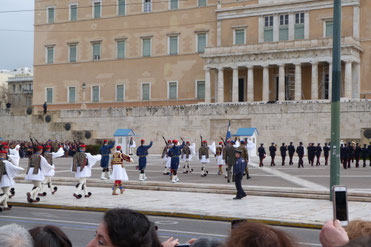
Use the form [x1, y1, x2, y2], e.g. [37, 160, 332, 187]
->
[340, 142, 371, 169]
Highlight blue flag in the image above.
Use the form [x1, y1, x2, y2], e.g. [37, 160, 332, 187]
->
[226, 120, 231, 141]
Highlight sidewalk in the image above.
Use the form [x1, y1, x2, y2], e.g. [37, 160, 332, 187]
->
[8, 183, 371, 229]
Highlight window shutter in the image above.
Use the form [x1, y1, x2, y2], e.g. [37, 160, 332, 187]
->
[198, 0, 207, 7]
[92, 86, 99, 102]
[235, 30, 245, 45]
[169, 36, 178, 55]
[48, 8, 54, 24]
[70, 5, 77, 21]
[142, 84, 150, 100]
[70, 45, 77, 62]
[117, 85, 124, 101]
[69, 87, 76, 103]
[143, 39, 151, 57]
[326, 21, 333, 38]
[47, 47, 54, 64]
[279, 27, 288, 41]
[264, 28, 273, 42]
[169, 82, 177, 99]
[94, 2, 101, 18]
[93, 43, 100, 60]
[197, 34, 206, 53]
[118, 0, 125, 15]
[47, 88, 53, 103]
[294, 24, 304, 40]
[170, 0, 178, 9]
[197, 81, 205, 99]
[117, 41, 125, 59]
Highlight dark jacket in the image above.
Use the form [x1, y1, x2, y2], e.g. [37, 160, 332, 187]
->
[296, 146, 304, 157]
[258, 147, 266, 157]
[280, 146, 287, 156]
[234, 157, 247, 175]
[323, 145, 330, 156]
[288, 145, 295, 156]
[269, 145, 276, 156]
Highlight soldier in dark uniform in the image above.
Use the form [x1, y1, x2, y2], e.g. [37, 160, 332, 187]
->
[347, 142, 353, 168]
[343, 143, 350, 169]
[288, 142, 295, 165]
[340, 144, 345, 167]
[296, 142, 304, 168]
[280, 143, 287, 166]
[315, 143, 322, 166]
[307, 143, 315, 166]
[237, 141, 251, 180]
[223, 141, 236, 182]
[368, 142, 371, 166]
[258, 144, 266, 167]
[136, 139, 153, 181]
[269, 143, 276, 166]
[361, 144, 368, 167]
[168, 139, 185, 183]
[99, 140, 115, 180]
[354, 143, 361, 168]
[323, 143, 330, 166]
[233, 150, 247, 200]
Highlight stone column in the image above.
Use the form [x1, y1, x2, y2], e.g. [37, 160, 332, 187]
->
[232, 67, 239, 102]
[345, 61, 352, 99]
[288, 13, 295, 40]
[273, 15, 279, 42]
[353, 6, 360, 39]
[294, 63, 302, 101]
[247, 66, 254, 102]
[204, 67, 211, 103]
[328, 62, 332, 100]
[263, 66, 269, 101]
[278, 64, 285, 101]
[352, 62, 360, 99]
[217, 67, 224, 103]
[311, 62, 318, 100]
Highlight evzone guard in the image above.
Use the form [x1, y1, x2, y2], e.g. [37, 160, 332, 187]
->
[182, 141, 194, 174]
[3, 143, 19, 198]
[71, 144, 101, 199]
[168, 139, 185, 183]
[110, 146, 132, 195]
[136, 139, 153, 181]
[216, 141, 225, 175]
[199, 140, 210, 177]
[161, 139, 172, 175]
[99, 139, 115, 180]
[25, 146, 54, 203]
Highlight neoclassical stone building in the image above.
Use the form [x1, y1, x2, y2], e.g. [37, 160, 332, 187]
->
[33, 0, 370, 110]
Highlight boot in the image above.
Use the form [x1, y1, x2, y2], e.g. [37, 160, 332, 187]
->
[112, 185, 119, 195]
[143, 173, 147, 181]
[163, 167, 169, 175]
[172, 175, 177, 183]
[100, 172, 107, 180]
[183, 165, 186, 173]
[119, 184, 125, 194]
[139, 174, 144, 181]
[106, 171, 111, 179]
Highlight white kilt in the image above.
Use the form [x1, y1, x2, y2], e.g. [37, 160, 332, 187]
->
[163, 156, 169, 162]
[43, 165, 55, 177]
[182, 154, 192, 162]
[165, 157, 171, 168]
[0, 175, 14, 188]
[200, 155, 209, 163]
[74, 166, 92, 178]
[216, 155, 225, 165]
[110, 165, 129, 181]
[25, 168, 45, 181]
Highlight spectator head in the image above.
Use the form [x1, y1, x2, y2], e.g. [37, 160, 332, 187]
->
[346, 220, 371, 240]
[225, 221, 297, 247]
[0, 224, 33, 247]
[86, 208, 162, 247]
[29, 225, 72, 247]
[191, 238, 224, 247]
[341, 236, 371, 247]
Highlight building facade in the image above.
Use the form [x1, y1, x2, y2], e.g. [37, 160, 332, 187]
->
[7, 76, 33, 111]
[33, 0, 370, 110]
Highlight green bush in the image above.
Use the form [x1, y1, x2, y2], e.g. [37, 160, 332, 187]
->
[86, 144, 101, 155]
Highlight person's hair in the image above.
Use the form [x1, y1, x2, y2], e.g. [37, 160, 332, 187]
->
[0, 224, 33, 247]
[341, 236, 371, 247]
[225, 221, 297, 247]
[346, 220, 371, 240]
[191, 238, 224, 247]
[103, 208, 162, 247]
[29, 225, 72, 247]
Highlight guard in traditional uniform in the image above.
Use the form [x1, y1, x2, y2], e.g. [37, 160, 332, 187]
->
[110, 146, 131, 195]
[128, 137, 136, 155]
[258, 143, 266, 167]
[0, 150, 24, 211]
[162, 140, 171, 175]
[323, 143, 330, 166]
[238, 141, 251, 179]
[354, 143, 361, 168]
[216, 141, 224, 175]
[361, 144, 368, 167]
[182, 141, 193, 174]
[72, 144, 101, 199]
[168, 140, 185, 183]
[39, 145, 64, 196]
[280, 143, 287, 166]
[315, 143, 322, 166]
[269, 143, 276, 166]
[288, 142, 295, 165]
[100, 140, 115, 180]
[233, 150, 247, 200]
[296, 142, 304, 168]
[136, 139, 153, 181]
[199, 140, 210, 177]
[25, 146, 54, 203]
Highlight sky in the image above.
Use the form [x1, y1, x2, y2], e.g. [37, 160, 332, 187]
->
[0, 0, 34, 70]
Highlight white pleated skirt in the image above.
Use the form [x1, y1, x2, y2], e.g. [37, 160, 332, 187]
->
[200, 155, 209, 163]
[110, 165, 129, 181]
[25, 168, 45, 181]
[74, 166, 92, 178]
[0, 175, 14, 187]
[216, 155, 225, 165]
[182, 154, 192, 162]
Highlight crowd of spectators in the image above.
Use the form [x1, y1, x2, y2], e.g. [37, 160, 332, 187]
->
[0, 208, 370, 247]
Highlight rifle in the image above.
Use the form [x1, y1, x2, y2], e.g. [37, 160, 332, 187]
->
[200, 135, 203, 146]
[220, 136, 226, 145]
[162, 136, 168, 145]
[29, 136, 36, 154]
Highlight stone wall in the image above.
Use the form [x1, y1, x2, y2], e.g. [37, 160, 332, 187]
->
[0, 100, 370, 153]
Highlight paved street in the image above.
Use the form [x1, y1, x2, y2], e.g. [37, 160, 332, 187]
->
[0, 207, 321, 247]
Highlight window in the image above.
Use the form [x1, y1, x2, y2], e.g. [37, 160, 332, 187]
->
[68, 87, 76, 103]
[142, 83, 150, 100]
[168, 82, 178, 99]
[92, 43, 101, 60]
[47, 7, 55, 24]
[295, 13, 305, 40]
[198, 0, 207, 7]
[169, 36, 178, 55]
[197, 33, 207, 53]
[46, 88, 53, 103]
[92, 86, 100, 102]
[70, 4, 78, 21]
[117, 40, 125, 59]
[234, 29, 245, 45]
[93, 1, 101, 18]
[264, 16, 274, 42]
[12, 85, 16, 92]
[69, 44, 77, 62]
[196, 81, 205, 99]
[46, 46, 54, 64]
[142, 38, 151, 57]
[279, 14, 289, 41]
[118, 0, 125, 16]
[170, 0, 178, 10]
[116, 84, 125, 101]
[325, 20, 334, 38]
[143, 0, 151, 13]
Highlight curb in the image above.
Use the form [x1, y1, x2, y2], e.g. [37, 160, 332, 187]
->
[8, 202, 322, 230]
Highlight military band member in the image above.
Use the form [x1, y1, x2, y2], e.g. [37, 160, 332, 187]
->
[238, 141, 251, 179]
[136, 139, 153, 181]
[354, 143, 361, 168]
[110, 146, 131, 195]
[161, 140, 171, 175]
[128, 137, 136, 155]
[233, 150, 247, 200]
[315, 143, 322, 166]
[296, 142, 304, 168]
[71, 144, 101, 199]
[288, 142, 295, 165]
[280, 143, 287, 166]
[199, 140, 210, 177]
[168, 140, 185, 183]
[182, 141, 193, 174]
[258, 143, 266, 167]
[216, 142, 224, 175]
[269, 143, 276, 166]
[100, 140, 115, 180]
[224, 141, 236, 182]
[361, 144, 368, 168]
[25, 146, 54, 203]
[0, 150, 24, 211]
[323, 143, 330, 166]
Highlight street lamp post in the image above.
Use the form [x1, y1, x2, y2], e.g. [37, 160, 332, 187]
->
[82, 82, 86, 109]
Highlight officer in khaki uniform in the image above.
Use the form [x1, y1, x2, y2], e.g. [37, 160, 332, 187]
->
[223, 140, 236, 183]
[237, 140, 251, 180]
